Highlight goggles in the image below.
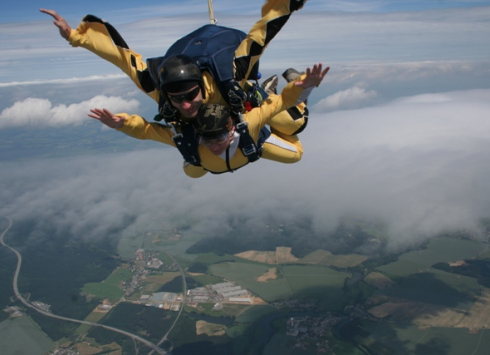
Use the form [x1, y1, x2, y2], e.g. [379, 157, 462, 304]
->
[167, 86, 200, 104]
[199, 131, 232, 147]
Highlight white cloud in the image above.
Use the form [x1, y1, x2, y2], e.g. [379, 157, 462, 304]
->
[312, 86, 378, 112]
[0, 74, 127, 88]
[2, 89, 490, 252]
[0, 95, 139, 129]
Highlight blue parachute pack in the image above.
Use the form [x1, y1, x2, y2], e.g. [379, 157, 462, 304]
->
[145, 24, 269, 170]
[146, 24, 262, 122]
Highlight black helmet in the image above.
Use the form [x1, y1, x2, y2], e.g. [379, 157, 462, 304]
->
[195, 104, 233, 139]
[159, 55, 203, 94]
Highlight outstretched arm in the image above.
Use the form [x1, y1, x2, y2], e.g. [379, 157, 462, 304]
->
[88, 108, 126, 129]
[40, 9, 159, 102]
[234, 0, 307, 81]
[294, 63, 330, 90]
[40, 9, 71, 40]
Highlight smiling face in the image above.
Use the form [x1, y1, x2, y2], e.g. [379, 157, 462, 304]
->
[167, 85, 204, 119]
[199, 127, 235, 155]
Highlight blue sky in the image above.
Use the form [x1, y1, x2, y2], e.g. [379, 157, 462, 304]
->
[4, 1, 490, 22]
[1, 0, 490, 250]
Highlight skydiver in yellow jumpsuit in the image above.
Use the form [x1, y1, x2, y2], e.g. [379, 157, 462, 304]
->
[40, 0, 308, 131]
[40, 1, 324, 174]
[88, 63, 329, 178]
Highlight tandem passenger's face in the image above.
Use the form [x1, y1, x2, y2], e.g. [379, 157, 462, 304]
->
[199, 126, 235, 156]
[167, 85, 203, 119]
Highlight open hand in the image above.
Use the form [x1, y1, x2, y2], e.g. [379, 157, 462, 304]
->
[88, 108, 126, 129]
[40, 8, 72, 40]
[295, 63, 330, 89]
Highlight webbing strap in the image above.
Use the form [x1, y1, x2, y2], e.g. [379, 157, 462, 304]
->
[170, 123, 201, 166]
[208, 0, 217, 24]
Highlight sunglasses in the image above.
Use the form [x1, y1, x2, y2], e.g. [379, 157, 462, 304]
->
[167, 86, 200, 104]
[199, 131, 232, 147]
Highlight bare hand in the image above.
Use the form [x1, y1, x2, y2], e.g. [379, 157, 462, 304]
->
[88, 108, 126, 129]
[295, 63, 330, 89]
[40, 8, 71, 40]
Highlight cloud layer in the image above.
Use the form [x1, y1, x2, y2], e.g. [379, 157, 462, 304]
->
[0, 95, 139, 128]
[2, 88, 489, 252]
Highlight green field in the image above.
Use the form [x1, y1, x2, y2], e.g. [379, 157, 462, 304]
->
[209, 262, 351, 306]
[210, 262, 270, 281]
[236, 305, 277, 324]
[376, 237, 489, 278]
[190, 273, 225, 286]
[75, 311, 108, 335]
[82, 282, 125, 300]
[106, 267, 132, 285]
[377, 268, 480, 309]
[282, 265, 350, 309]
[0, 317, 55, 355]
[362, 321, 490, 355]
[193, 253, 241, 264]
[82, 267, 132, 301]
[282, 265, 350, 292]
[240, 278, 292, 301]
[117, 227, 203, 261]
[300, 250, 367, 268]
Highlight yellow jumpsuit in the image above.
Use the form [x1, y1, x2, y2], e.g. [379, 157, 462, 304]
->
[67, 0, 308, 136]
[117, 80, 305, 178]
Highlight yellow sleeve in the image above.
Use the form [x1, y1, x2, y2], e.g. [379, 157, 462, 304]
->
[234, 0, 306, 80]
[245, 80, 304, 133]
[68, 16, 159, 102]
[116, 113, 176, 146]
[183, 163, 208, 178]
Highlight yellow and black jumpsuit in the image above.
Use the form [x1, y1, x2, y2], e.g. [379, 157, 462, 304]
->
[67, 0, 309, 168]
[116, 80, 306, 178]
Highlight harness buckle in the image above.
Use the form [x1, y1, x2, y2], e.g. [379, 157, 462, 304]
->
[242, 144, 257, 157]
[171, 132, 183, 143]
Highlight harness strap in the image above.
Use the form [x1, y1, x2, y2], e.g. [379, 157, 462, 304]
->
[236, 121, 261, 163]
[170, 123, 201, 166]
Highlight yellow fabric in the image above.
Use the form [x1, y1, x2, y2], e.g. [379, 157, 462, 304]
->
[67, 0, 308, 177]
[68, 0, 306, 131]
[117, 81, 304, 178]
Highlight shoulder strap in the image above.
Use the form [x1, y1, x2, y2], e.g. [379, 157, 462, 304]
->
[169, 123, 201, 166]
[235, 121, 270, 163]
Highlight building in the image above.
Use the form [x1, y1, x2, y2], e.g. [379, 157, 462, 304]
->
[228, 297, 252, 304]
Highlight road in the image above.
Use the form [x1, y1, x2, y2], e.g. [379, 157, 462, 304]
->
[150, 248, 188, 354]
[0, 216, 167, 355]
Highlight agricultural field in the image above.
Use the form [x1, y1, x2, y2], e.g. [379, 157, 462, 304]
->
[376, 237, 489, 278]
[367, 268, 489, 327]
[299, 250, 367, 268]
[74, 310, 108, 336]
[361, 321, 490, 355]
[236, 305, 277, 324]
[82, 267, 132, 301]
[281, 265, 351, 310]
[209, 261, 351, 306]
[364, 272, 396, 289]
[210, 262, 271, 281]
[235, 247, 299, 264]
[235, 247, 367, 268]
[196, 320, 227, 336]
[117, 227, 202, 260]
[0, 317, 55, 355]
[141, 271, 181, 294]
[257, 268, 278, 282]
